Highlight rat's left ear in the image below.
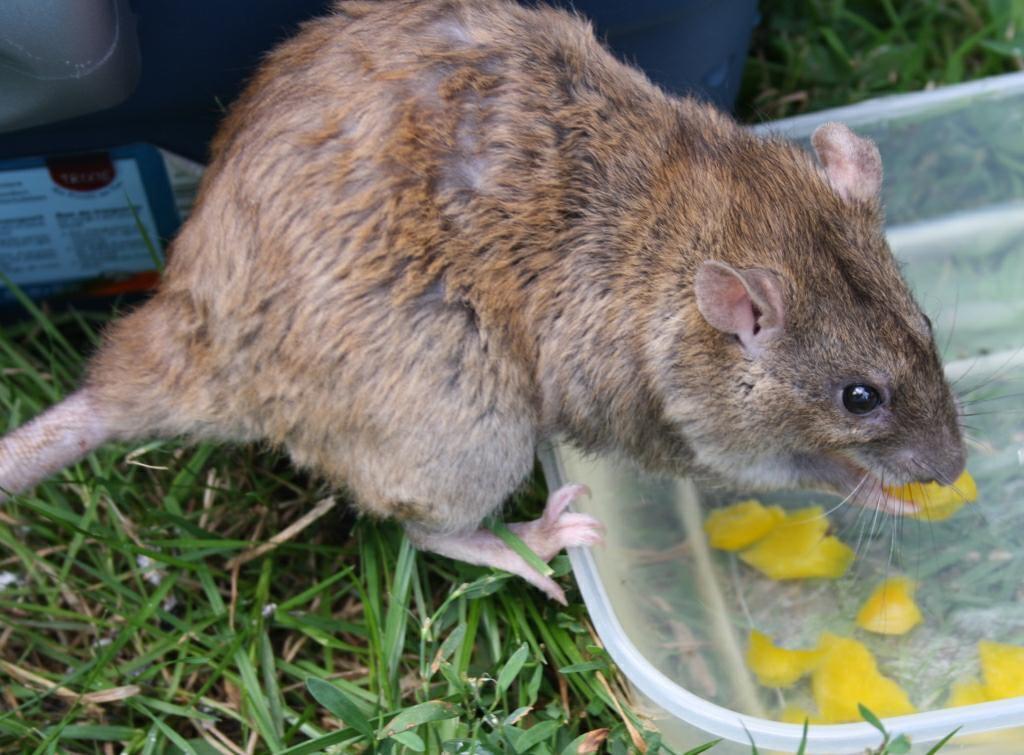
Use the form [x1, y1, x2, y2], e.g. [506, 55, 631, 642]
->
[811, 122, 882, 202]
[694, 261, 785, 358]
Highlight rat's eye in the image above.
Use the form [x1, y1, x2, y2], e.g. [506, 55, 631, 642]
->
[842, 384, 882, 415]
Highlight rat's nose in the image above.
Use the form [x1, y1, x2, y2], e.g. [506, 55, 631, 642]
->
[909, 448, 966, 487]
[901, 434, 966, 486]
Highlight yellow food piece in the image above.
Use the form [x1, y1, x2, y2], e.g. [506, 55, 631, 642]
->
[738, 507, 854, 580]
[811, 634, 916, 723]
[884, 469, 978, 522]
[780, 705, 823, 725]
[979, 640, 1024, 700]
[948, 679, 990, 707]
[855, 577, 923, 635]
[933, 641, 1024, 712]
[747, 630, 825, 688]
[704, 499, 786, 551]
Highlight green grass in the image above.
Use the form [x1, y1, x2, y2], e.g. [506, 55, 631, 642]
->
[741, 0, 1024, 121]
[1, 3, 1019, 753]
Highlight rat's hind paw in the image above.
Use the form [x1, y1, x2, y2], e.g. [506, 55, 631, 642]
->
[509, 483, 605, 561]
[405, 482, 604, 605]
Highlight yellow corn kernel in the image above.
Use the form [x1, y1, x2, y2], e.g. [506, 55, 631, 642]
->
[738, 507, 854, 580]
[855, 577, 923, 635]
[704, 499, 786, 551]
[948, 678, 990, 707]
[884, 469, 978, 522]
[747, 630, 825, 688]
[979, 640, 1024, 700]
[812, 634, 916, 723]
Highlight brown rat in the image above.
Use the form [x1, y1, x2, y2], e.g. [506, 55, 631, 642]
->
[0, 0, 965, 603]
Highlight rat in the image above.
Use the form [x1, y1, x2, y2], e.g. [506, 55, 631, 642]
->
[0, 0, 965, 604]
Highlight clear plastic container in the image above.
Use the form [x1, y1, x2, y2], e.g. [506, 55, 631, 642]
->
[541, 72, 1024, 754]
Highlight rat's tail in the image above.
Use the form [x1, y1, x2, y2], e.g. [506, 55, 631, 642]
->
[0, 390, 111, 502]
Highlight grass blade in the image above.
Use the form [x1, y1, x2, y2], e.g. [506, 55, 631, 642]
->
[305, 677, 374, 740]
[796, 719, 809, 755]
[488, 521, 554, 577]
[925, 727, 961, 754]
[278, 729, 362, 755]
[858, 703, 886, 736]
[682, 742, 721, 755]
[516, 719, 561, 751]
[233, 647, 283, 751]
[379, 701, 459, 739]
[259, 631, 285, 738]
[497, 643, 530, 694]
[383, 537, 416, 693]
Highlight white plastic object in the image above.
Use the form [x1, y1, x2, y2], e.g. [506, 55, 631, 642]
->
[0, 0, 140, 134]
[542, 71, 1024, 754]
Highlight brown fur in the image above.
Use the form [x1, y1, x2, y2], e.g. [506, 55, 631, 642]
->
[8, 0, 963, 532]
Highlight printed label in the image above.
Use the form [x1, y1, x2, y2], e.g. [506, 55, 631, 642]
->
[0, 153, 162, 293]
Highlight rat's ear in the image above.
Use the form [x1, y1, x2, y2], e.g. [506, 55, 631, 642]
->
[694, 261, 785, 357]
[811, 122, 882, 203]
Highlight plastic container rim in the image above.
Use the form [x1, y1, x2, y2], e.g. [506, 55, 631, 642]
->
[750, 69, 1024, 138]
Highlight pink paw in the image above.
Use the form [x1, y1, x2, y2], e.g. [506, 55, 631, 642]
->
[542, 483, 590, 524]
[512, 483, 606, 562]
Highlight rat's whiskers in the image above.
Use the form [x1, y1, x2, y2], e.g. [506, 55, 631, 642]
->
[816, 472, 870, 519]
